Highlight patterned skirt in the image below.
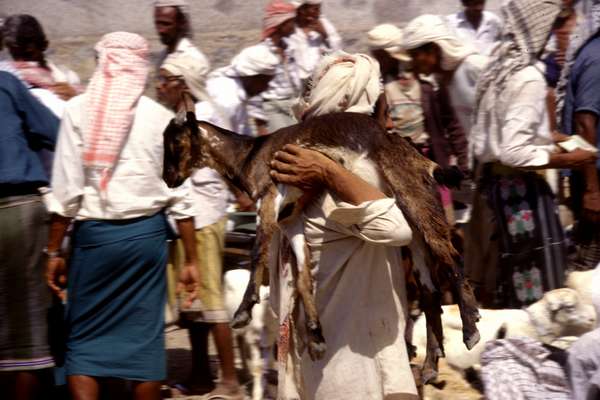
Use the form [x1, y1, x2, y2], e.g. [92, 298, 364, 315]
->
[482, 164, 567, 308]
[0, 195, 54, 371]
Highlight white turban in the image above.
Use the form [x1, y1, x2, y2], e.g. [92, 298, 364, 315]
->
[225, 44, 280, 77]
[301, 51, 382, 119]
[154, 0, 189, 12]
[402, 14, 476, 71]
[291, 0, 322, 6]
[367, 24, 410, 62]
[161, 53, 210, 103]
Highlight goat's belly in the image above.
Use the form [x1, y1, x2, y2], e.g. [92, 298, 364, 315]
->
[310, 146, 385, 191]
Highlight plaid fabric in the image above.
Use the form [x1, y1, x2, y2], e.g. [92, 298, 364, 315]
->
[10, 61, 56, 89]
[263, 0, 296, 39]
[475, 0, 561, 108]
[83, 32, 149, 193]
[481, 337, 571, 400]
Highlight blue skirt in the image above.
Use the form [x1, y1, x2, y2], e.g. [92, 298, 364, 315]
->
[65, 212, 169, 381]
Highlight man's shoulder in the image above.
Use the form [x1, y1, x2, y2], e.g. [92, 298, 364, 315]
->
[483, 11, 502, 25]
[138, 96, 175, 121]
[578, 37, 600, 62]
[177, 38, 209, 62]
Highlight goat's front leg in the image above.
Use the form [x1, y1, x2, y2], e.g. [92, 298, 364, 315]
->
[282, 205, 326, 361]
[231, 187, 277, 328]
[420, 287, 444, 384]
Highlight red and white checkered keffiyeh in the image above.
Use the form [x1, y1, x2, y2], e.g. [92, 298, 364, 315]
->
[83, 32, 149, 194]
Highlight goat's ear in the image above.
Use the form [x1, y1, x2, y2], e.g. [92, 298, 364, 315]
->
[546, 295, 562, 312]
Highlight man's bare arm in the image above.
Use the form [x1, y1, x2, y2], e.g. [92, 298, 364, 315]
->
[270, 144, 386, 205]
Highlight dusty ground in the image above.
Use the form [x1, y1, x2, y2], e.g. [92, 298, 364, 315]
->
[164, 326, 481, 400]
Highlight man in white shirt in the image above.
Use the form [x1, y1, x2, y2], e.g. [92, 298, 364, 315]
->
[46, 32, 199, 400]
[259, 0, 302, 132]
[154, 0, 210, 74]
[465, 0, 596, 308]
[446, 0, 502, 55]
[287, 0, 342, 83]
[206, 45, 280, 136]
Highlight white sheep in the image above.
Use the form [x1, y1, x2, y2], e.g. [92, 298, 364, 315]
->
[412, 288, 596, 374]
[224, 269, 277, 400]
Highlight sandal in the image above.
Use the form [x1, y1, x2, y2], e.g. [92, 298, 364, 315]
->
[204, 383, 246, 400]
[169, 381, 215, 397]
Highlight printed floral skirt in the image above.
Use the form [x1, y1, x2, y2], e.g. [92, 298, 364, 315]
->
[482, 164, 567, 308]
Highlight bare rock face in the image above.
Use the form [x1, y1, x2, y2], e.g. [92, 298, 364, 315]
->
[2, 0, 501, 85]
[4, 0, 501, 38]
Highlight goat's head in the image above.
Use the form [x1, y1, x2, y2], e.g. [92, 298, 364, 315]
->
[163, 110, 200, 188]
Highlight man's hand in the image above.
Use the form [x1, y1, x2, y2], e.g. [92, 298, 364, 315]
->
[311, 19, 329, 39]
[552, 131, 570, 143]
[565, 148, 598, 168]
[46, 256, 67, 301]
[177, 263, 200, 309]
[270, 144, 334, 192]
[582, 191, 600, 223]
[50, 83, 78, 100]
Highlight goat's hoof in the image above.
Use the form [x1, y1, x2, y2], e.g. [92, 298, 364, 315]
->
[421, 368, 438, 385]
[308, 340, 327, 361]
[231, 310, 252, 329]
[464, 330, 481, 350]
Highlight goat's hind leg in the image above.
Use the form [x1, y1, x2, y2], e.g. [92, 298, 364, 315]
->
[231, 189, 277, 329]
[285, 216, 326, 361]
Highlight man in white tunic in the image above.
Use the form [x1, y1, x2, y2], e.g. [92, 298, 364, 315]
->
[269, 51, 419, 400]
[287, 0, 342, 84]
[446, 0, 502, 55]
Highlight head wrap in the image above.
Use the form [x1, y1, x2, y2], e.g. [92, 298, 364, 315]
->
[224, 44, 280, 77]
[291, 0, 322, 5]
[300, 51, 382, 119]
[161, 53, 210, 103]
[263, 0, 297, 40]
[154, 0, 189, 13]
[402, 14, 476, 71]
[556, 0, 600, 126]
[367, 24, 410, 62]
[475, 0, 561, 108]
[83, 32, 149, 195]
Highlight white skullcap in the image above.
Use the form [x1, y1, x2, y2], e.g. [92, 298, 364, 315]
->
[367, 24, 410, 62]
[291, 0, 322, 6]
[154, 0, 189, 13]
[402, 14, 476, 71]
[226, 44, 280, 77]
[301, 50, 382, 119]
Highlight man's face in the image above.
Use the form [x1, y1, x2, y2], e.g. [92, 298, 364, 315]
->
[297, 4, 321, 26]
[154, 6, 181, 46]
[278, 18, 296, 38]
[156, 69, 186, 110]
[371, 49, 397, 77]
[408, 44, 440, 76]
[462, 0, 485, 21]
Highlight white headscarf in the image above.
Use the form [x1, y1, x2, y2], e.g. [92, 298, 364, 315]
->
[402, 14, 476, 71]
[291, 0, 322, 5]
[367, 24, 410, 62]
[223, 44, 280, 77]
[154, 0, 189, 13]
[161, 53, 210, 103]
[300, 51, 382, 119]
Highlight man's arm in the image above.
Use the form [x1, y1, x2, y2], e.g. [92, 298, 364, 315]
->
[174, 217, 200, 308]
[46, 214, 71, 300]
[575, 111, 600, 222]
[270, 144, 386, 205]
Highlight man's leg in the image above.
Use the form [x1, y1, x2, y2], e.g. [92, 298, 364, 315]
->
[132, 381, 161, 400]
[211, 322, 239, 386]
[14, 371, 40, 400]
[188, 322, 214, 389]
[68, 375, 100, 400]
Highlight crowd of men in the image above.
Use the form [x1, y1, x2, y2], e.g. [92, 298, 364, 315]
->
[1, 0, 600, 399]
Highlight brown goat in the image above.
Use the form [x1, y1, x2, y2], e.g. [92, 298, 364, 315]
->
[162, 109, 480, 378]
